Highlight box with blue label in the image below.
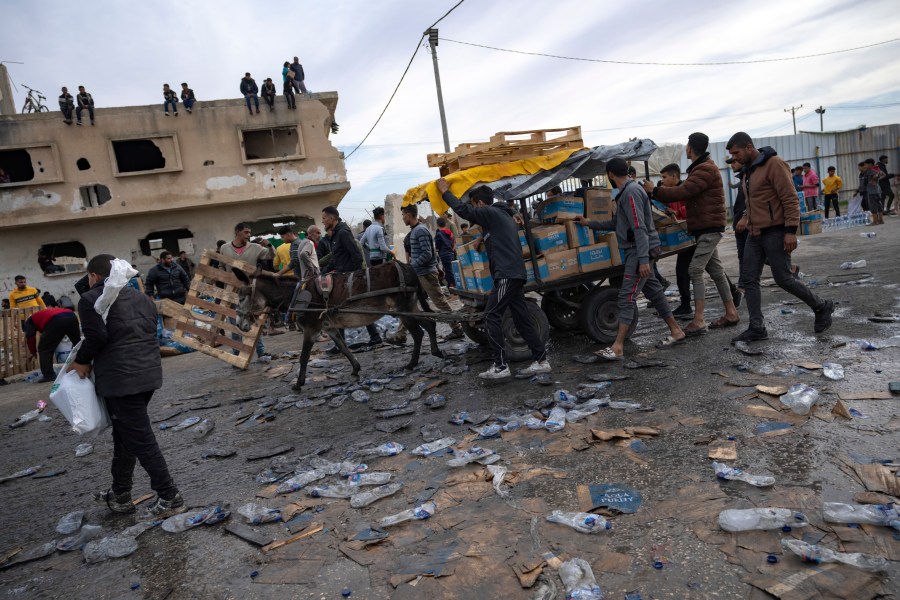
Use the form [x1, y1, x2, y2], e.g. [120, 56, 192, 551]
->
[455, 243, 472, 267]
[531, 225, 569, 255]
[519, 229, 531, 259]
[565, 221, 593, 248]
[474, 269, 493, 293]
[470, 249, 489, 271]
[593, 231, 621, 266]
[451, 261, 463, 289]
[577, 243, 612, 273]
[540, 196, 584, 223]
[525, 263, 536, 284]
[657, 222, 693, 251]
[536, 249, 579, 282]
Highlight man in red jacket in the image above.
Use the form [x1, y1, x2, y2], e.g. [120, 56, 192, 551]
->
[23, 307, 81, 382]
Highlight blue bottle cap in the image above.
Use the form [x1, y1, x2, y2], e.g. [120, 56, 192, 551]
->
[250, 571, 259, 578]
[130, 583, 141, 590]
[767, 555, 778, 564]
[341, 589, 352, 597]
[782, 526, 792, 532]
[653, 561, 664, 569]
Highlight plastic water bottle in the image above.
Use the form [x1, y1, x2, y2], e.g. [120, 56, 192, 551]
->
[411, 437, 456, 456]
[559, 558, 604, 600]
[718, 508, 808, 531]
[193, 418, 215, 438]
[546, 511, 612, 534]
[351, 390, 369, 403]
[356, 442, 405, 457]
[860, 232, 876, 238]
[447, 446, 498, 467]
[840, 260, 867, 269]
[864, 211, 873, 225]
[553, 390, 579, 408]
[545, 406, 568, 432]
[308, 483, 356, 498]
[712, 462, 775, 487]
[237, 503, 282, 524]
[350, 481, 403, 508]
[822, 502, 899, 526]
[120, 521, 159, 539]
[57, 524, 104, 551]
[525, 416, 545, 429]
[379, 501, 437, 527]
[162, 504, 229, 532]
[347, 472, 392, 486]
[608, 401, 644, 411]
[83, 536, 139, 563]
[779, 384, 819, 415]
[822, 362, 844, 380]
[781, 539, 887, 572]
[9, 408, 42, 428]
[56, 511, 85, 535]
[274, 469, 326, 495]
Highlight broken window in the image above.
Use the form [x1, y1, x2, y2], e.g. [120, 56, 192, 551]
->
[0, 144, 61, 185]
[79, 184, 112, 208]
[38, 241, 87, 275]
[112, 139, 166, 173]
[0, 149, 35, 183]
[241, 127, 305, 163]
[138, 228, 194, 257]
[76, 158, 91, 170]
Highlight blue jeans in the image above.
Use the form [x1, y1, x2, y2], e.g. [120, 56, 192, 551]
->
[182, 98, 194, 110]
[244, 94, 259, 111]
[163, 99, 178, 113]
[227, 317, 266, 358]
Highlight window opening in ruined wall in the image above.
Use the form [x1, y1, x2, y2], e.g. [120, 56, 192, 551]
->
[112, 139, 166, 173]
[241, 126, 305, 164]
[0, 149, 35, 183]
[79, 184, 112, 208]
[39, 241, 87, 275]
[138, 228, 194, 257]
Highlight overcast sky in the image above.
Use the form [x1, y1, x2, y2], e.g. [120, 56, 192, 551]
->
[4, 0, 900, 221]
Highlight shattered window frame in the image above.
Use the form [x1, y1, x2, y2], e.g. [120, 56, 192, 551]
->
[239, 125, 306, 165]
[107, 133, 183, 178]
[0, 142, 64, 186]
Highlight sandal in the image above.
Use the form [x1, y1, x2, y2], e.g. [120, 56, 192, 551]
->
[683, 323, 708, 337]
[709, 316, 740, 329]
[656, 335, 686, 348]
[594, 347, 624, 361]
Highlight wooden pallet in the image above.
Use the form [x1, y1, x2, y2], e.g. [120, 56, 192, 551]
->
[171, 250, 267, 369]
[427, 127, 583, 174]
[1, 307, 39, 378]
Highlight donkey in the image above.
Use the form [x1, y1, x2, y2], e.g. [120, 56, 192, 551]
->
[233, 262, 444, 391]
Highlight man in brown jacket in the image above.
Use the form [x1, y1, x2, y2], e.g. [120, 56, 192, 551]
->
[726, 132, 833, 342]
[646, 132, 739, 336]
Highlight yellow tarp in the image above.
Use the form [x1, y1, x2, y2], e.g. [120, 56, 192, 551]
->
[402, 147, 583, 215]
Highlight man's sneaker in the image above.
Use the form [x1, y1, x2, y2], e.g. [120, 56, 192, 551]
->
[813, 299, 834, 333]
[519, 360, 551, 376]
[672, 304, 693, 317]
[138, 493, 186, 520]
[731, 328, 769, 344]
[94, 489, 135, 514]
[478, 364, 511, 380]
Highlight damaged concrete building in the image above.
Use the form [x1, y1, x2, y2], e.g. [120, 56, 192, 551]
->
[0, 75, 348, 300]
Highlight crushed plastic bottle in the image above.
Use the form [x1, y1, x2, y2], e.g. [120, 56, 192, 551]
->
[840, 260, 867, 269]
[607, 401, 645, 411]
[553, 390, 579, 408]
[120, 521, 159, 539]
[57, 524, 104, 551]
[56, 511, 85, 535]
[350, 481, 403, 508]
[193, 418, 215, 438]
[779, 384, 819, 415]
[406, 381, 430, 400]
[486, 464, 509, 497]
[546, 511, 612, 534]
[274, 469, 327, 495]
[411, 437, 456, 456]
[74, 443, 94, 457]
[860, 232, 877, 238]
[577, 382, 612, 393]
[83, 536, 139, 563]
[447, 446, 498, 467]
[472, 423, 501, 439]
[559, 557, 604, 600]
[347, 472, 392, 486]
[449, 411, 469, 425]
[351, 390, 370, 403]
[712, 462, 775, 487]
[162, 504, 229, 532]
[525, 416, 545, 429]
[822, 502, 899, 526]
[308, 483, 356, 498]
[565, 399, 606, 423]
[378, 501, 437, 527]
[781, 539, 887, 572]
[822, 362, 844, 381]
[9, 409, 42, 428]
[0, 464, 42, 483]
[308, 458, 367, 476]
[545, 406, 568, 432]
[718, 508, 808, 532]
[237, 503, 282, 524]
[356, 442, 405, 457]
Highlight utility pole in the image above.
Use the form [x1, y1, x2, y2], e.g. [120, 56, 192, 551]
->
[814, 106, 826, 132]
[784, 105, 803, 135]
[426, 28, 451, 153]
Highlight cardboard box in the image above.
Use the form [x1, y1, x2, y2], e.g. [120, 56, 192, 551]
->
[540, 196, 584, 223]
[455, 244, 473, 267]
[525, 263, 536, 284]
[577, 243, 612, 273]
[800, 209, 823, 222]
[565, 221, 593, 248]
[474, 269, 493, 293]
[451, 261, 463, 290]
[593, 231, 621, 266]
[531, 224, 569, 255]
[536, 249, 579, 282]
[800, 220, 822, 235]
[470, 248, 490, 271]
[518, 230, 531, 259]
[651, 205, 677, 227]
[657, 222, 693, 251]
[584, 188, 614, 219]
[461, 264, 477, 291]
[468, 224, 483, 237]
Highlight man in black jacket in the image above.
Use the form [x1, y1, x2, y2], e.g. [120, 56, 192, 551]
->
[71, 254, 185, 519]
[437, 178, 550, 379]
[240, 72, 260, 115]
[145, 251, 190, 304]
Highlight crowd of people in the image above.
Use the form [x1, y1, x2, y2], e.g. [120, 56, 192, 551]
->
[786, 155, 895, 222]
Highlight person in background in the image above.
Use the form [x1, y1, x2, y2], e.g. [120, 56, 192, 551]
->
[727, 157, 748, 301]
[290, 56, 309, 95]
[58, 86, 75, 124]
[73, 254, 186, 519]
[253, 238, 275, 271]
[792, 167, 804, 195]
[144, 251, 190, 304]
[801, 163, 819, 211]
[240, 73, 260, 115]
[876, 155, 895, 215]
[821, 166, 842, 218]
[24, 307, 81, 382]
[356, 219, 372, 243]
[180, 83, 195, 114]
[9, 276, 46, 309]
[75, 85, 95, 126]
[41, 291, 58, 307]
[39, 249, 65, 274]
[863, 158, 884, 225]
[282, 67, 296, 110]
[162, 84, 178, 116]
[261, 78, 277, 112]
[435, 217, 457, 289]
[441, 210, 460, 240]
[362, 207, 394, 266]
[176, 251, 195, 279]
[277, 226, 319, 281]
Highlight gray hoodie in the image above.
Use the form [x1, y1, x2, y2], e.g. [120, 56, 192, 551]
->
[584, 181, 659, 264]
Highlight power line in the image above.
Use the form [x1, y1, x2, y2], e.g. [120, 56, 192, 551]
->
[439, 36, 900, 67]
[829, 101, 900, 110]
[344, 0, 466, 159]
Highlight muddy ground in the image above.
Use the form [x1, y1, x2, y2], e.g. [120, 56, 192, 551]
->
[1, 220, 898, 600]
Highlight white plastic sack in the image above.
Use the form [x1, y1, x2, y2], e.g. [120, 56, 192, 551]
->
[94, 259, 138, 321]
[847, 194, 863, 216]
[49, 340, 110, 435]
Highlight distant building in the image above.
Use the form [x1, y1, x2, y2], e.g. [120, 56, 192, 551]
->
[0, 88, 348, 298]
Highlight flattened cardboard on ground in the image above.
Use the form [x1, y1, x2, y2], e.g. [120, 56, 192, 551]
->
[224, 522, 274, 547]
[576, 483, 642, 514]
[708, 440, 738, 460]
[246, 444, 294, 461]
[846, 462, 900, 496]
[743, 561, 885, 599]
[838, 391, 893, 400]
[831, 399, 853, 419]
[252, 558, 325, 584]
[854, 491, 898, 505]
[508, 557, 545, 588]
[649, 483, 728, 523]
[757, 385, 789, 396]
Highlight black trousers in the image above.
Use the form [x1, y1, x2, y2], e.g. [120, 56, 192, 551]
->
[485, 278, 545, 367]
[823, 194, 840, 218]
[37, 313, 81, 379]
[882, 185, 895, 213]
[107, 390, 178, 500]
[262, 92, 275, 108]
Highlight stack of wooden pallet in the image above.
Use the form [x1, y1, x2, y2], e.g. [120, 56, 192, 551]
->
[0, 307, 39, 379]
[427, 127, 584, 175]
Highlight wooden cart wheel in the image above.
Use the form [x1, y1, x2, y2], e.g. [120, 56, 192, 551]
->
[578, 285, 638, 344]
[501, 300, 550, 363]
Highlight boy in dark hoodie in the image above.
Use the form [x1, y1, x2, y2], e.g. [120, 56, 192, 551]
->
[434, 217, 456, 288]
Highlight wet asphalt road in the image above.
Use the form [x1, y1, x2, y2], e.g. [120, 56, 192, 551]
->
[0, 220, 898, 599]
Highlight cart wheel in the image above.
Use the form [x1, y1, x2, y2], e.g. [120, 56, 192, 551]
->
[501, 300, 550, 362]
[462, 320, 489, 346]
[578, 286, 638, 344]
[541, 285, 591, 331]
